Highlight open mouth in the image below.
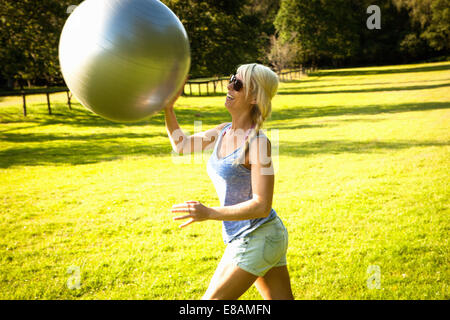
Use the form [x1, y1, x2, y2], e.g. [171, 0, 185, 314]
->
[226, 93, 235, 100]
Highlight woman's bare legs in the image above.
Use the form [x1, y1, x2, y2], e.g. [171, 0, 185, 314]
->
[202, 261, 258, 300]
[254, 265, 294, 300]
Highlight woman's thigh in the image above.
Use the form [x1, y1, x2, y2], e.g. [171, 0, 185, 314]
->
[203, 217, 290, 299]
[254, 265, 294, 300]
[202, 261, 257, 300]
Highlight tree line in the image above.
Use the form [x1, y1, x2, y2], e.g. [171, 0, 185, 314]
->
[0, 0, 448, 90]
[274, 0, 449, 68]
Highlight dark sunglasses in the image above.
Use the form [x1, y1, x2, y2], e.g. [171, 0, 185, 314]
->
[229, 74, 243, 91]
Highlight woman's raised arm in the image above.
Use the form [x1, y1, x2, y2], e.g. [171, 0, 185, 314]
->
[163, 87, 227, 154]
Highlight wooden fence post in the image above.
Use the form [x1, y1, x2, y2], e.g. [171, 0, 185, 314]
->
[46, 92, 52, 115]
[22, 92, 27, 116]
[66, 90, 72, 110]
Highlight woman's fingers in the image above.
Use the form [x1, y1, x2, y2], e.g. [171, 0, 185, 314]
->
[174, 214, 195, 228]
[171, 201, 202, 228]
[172, 201, 197, 209]
[171, 201, 200, 213]
[173, 214, 191, 220]
[179, 219, 194, 228]
[171, 203, 190, 214]
[171, 203, 188, 209]
[171, 208, 190, 213]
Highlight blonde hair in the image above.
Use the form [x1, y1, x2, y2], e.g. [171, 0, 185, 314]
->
[233, 63, 279, 165]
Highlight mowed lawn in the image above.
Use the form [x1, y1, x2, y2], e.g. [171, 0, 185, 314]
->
[0, 61, 449, 299]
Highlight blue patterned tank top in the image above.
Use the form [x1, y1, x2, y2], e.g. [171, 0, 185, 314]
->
[207, 123, 277, 243]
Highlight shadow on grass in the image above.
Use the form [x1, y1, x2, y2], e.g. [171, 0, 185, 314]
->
[270, 123, 333, 130]
[0, 140, 173, 168]
[279, 78, 450, 91]
[279, 139, 450, 157]
[277, 82, 450, 95]
[0, 132, 166, 143]
[3, 136, 447, 168]
[309, 63, 450, 77]
[0, 104, 230, 168]
[0, 103, 230, 128]
[279, 78, 324, 84]
[0, 101, 448, 168]
[272, 118, 387, 130]
[270, 102, 450, 121]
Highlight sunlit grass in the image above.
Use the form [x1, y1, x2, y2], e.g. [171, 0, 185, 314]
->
[0, 61, 449, 299]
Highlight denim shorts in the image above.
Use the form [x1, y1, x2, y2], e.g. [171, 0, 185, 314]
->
[219, 216, 288, 277]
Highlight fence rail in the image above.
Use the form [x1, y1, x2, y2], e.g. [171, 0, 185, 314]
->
[182, 68, 307, 97]
[0, 87, 73, 116]
[1, 68, 307, 116]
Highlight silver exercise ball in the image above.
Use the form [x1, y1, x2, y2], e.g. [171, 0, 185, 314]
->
[59, 0, 190, 122]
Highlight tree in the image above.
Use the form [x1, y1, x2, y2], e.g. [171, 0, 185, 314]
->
[243, 0, 281, 67]
[358, 0, 413, 65]
[267, 33, 299, 72]
[163, 0, 272, 77]
[274, 0, 361, 67]
[393, 0, 450, 53]
[273, 0, 445, 67]
[0, 0, 278, 89]
[0, 0, 81, 89]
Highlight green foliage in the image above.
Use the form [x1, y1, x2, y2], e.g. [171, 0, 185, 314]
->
[274, 0, 449, 67]
[420, 0, 450, 52]
[275, 0, 364, 67]
[0, 1, 82, 88]
[393, 0, 450, 53]
[163, 0, 276, 77]
[359, 0, 414, 65]
[0, 0, 276, 88]
[0, 0, 448, 89]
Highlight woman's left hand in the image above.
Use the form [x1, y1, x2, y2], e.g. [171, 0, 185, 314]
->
[171, 201, 211, 228]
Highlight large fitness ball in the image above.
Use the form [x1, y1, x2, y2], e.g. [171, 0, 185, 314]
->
[59, 0, 190, 122]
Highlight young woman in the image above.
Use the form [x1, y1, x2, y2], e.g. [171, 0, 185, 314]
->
[164, 63, 294, 300]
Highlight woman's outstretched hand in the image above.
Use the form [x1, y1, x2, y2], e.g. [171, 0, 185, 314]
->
[171, 200, 211, 228]
[165, 77, 188, 111]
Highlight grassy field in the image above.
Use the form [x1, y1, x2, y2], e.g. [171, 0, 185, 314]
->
[0, 61, 449, 300]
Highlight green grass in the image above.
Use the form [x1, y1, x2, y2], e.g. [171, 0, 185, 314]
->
[0, 61, 449, 299]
